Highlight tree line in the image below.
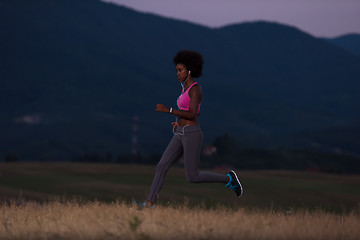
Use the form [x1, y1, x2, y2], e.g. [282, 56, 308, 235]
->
[3, 134, 360, 174]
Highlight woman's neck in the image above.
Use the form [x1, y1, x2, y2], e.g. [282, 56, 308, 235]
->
[185, 78, 194, 88]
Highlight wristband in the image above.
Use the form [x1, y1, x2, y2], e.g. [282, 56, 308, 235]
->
[169, 107, 173, 114]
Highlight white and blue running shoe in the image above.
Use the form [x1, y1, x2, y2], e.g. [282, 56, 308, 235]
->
[134, 200, 154, 209]
[226, 170, 243, 197]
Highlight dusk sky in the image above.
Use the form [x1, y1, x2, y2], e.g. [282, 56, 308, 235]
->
[101, 0, 360, 37]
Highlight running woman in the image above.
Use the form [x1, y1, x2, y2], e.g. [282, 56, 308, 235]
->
[137, 50, 243, 208]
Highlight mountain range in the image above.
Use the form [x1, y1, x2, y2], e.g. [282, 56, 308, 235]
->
[324, 34, 360, 56]
[1, 0, 360, 161]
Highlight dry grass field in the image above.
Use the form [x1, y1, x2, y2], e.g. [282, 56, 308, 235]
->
[0, 200, 359, 240]
[0, 162, 360, 239]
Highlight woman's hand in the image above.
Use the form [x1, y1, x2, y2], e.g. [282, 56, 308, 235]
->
[156, 104, 170, 113]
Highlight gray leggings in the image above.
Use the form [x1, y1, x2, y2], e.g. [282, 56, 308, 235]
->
[147, 125, 227, 202]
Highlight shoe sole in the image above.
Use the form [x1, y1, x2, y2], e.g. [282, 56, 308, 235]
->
[230, 170, 243, 197]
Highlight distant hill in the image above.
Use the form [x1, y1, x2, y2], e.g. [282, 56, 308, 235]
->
[1, 0, 360, 161]
[324, 34, 360, 56]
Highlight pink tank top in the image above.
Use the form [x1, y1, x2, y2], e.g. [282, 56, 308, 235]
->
[177, 82, 201, 114]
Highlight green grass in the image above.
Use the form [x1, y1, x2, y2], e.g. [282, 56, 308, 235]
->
[0, 162, 359, 212]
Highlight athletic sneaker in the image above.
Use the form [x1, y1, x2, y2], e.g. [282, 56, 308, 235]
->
[226, 170, 243, 197]
[134, 200, 154, 209]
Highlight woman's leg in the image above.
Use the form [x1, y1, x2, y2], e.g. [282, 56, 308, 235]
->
[147, 135, 183, 202]
[183, 130, 228, 183]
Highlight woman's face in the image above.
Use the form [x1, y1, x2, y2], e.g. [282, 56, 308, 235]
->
[176, 63, 189, 82]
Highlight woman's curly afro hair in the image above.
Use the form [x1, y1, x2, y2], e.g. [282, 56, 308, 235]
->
[173, 50, 204, 78]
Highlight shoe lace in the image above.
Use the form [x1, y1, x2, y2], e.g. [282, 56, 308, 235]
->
[226, 174, 239, 191]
